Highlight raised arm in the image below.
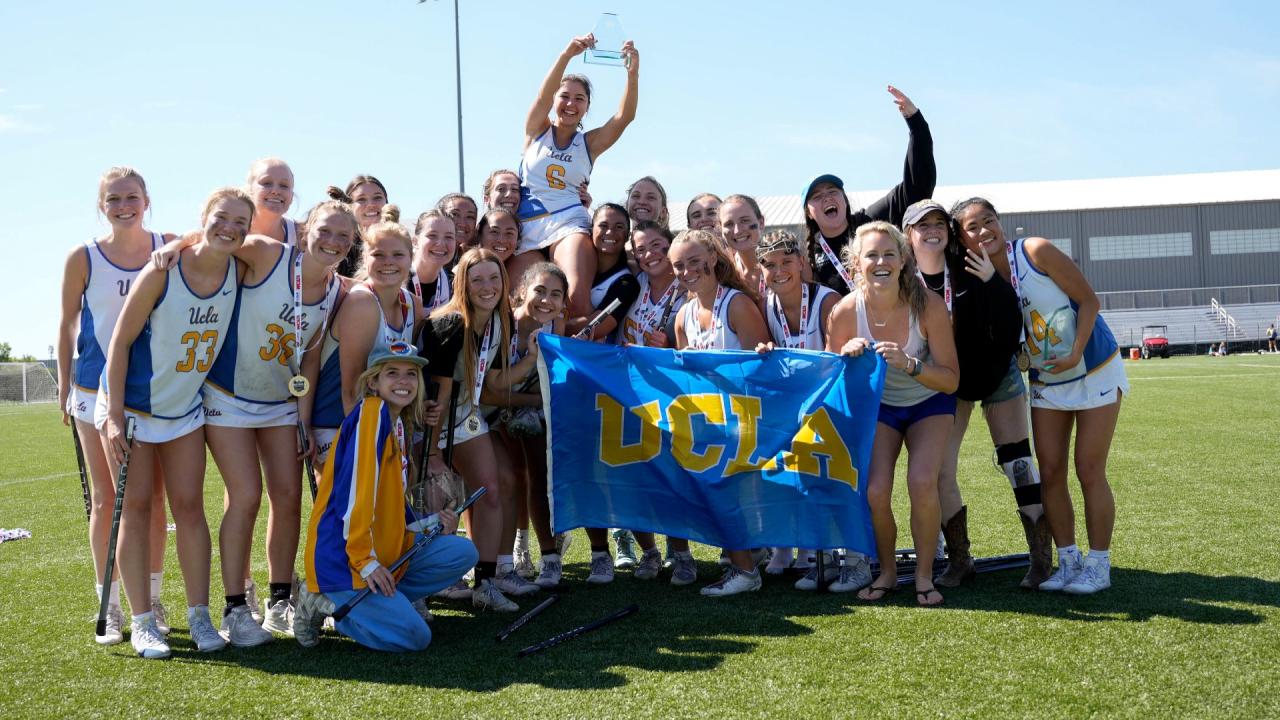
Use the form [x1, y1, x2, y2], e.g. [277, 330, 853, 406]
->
[859, 85, 937, 227]
[584, 41, 639, 159]
[57, 246, 89, 424]
[525, 34, 595, 145]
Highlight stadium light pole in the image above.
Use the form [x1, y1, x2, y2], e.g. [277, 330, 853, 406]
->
[420, 0, 466, 192]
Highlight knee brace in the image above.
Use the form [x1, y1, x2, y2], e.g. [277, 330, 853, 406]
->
[996, 439, 1042, 507]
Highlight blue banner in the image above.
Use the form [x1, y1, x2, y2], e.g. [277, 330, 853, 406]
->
[537, 335, 885, 553]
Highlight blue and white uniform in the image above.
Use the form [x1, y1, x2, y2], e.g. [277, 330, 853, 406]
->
[620, 274, 686, 347]
[281, 218, 298, 246]
[203, 246, 338, 428]
[1012, 238, 1128, 410]
[67, 233, 160, 423]
[765, 282, 837, 351]
[516, 128, 592, 253]
[95, 255, 239, 443]
[680, 286, 745, 351]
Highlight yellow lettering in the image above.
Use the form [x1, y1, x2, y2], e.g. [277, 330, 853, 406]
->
[724, 395, 773, 475]
[596, 395, 661, 466]
[666, 393, 725, 473]
[782, 408, 857, 487]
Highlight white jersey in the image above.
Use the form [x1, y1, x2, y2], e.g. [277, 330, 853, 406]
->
[74, 233, 161, 392]
[281, 218, 298, 245]
[680, 286, 744, 350]
[765, 282, 836, 351]
[621, 274, 685, 346]
[368, 286, 416, 363]
[517, 128, 593, 220]
[117, 256, 238, 419]
[205, 246, 336, 404]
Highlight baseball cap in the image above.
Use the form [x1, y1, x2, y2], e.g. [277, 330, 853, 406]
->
[902, 199, 948, 227]
[368, 340, 427, 369]
[802, 174, 844, 203]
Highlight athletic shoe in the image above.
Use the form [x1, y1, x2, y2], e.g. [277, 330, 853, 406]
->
[662, 538, 675, 569]
[534, 554, 563, 589]
[494, 564, 540, 596]
[222, 605, 273, 647]
[669, 552, 698, 586]
[244, 580, 264, 624]
[293, 586, 334, 649]
[765, 547, 793, 576]
[792, 551, 815, 573]
[95, 606, 124, 646]
[411, 597, 434, 623]
[794, 552, 839, 591]
[262, 598, 295, 635]
[514, 540, 536, 580]
[188, 606, 227, 652]
[613, 530, 638, 569]
[1038, 553, 1084, 592]
[586, 553, 615, 584]
[700, 567, 762, 597]
[554, 532, 573, 559]
[130, 615, 171, 660]
[633, 548, 663, 580]
[472, 579, 519, 612]
[151, 600, 170, 636]
[1063, 557, 1111, 595]
[829, 555, 873, 593]
[435, 579, 474, 601]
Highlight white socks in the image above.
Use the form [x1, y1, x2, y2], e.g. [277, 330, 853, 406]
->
[150, 572, 163, 603]
[96, 581, 121, 609]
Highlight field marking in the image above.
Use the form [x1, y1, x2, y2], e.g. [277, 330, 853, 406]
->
[1130, 371, 1280, 381]
[0, 471, 75, 488]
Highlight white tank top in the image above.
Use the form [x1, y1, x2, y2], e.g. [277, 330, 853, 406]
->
[765, 282, 836, 351]
[854, 290, 935, 407]
[119, 255, 238, 419]
[621, 273, 685, 346]
[74, 233, 161, 392]
[517, 128, 593, 220]
[681, 286, 743, 350]
[368, 285, 417, 363]
[282, 218, 298, 245]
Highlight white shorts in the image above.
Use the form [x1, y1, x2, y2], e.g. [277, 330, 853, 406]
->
[314, 427, 338, 466]
[1030, 355, 1129, 411]
[67, 385, 96, 424]
[94, 390, 205, 445]
[518, 205, 590, 254]
[202, 389, 298, 428]
[440, 404, 489, 449]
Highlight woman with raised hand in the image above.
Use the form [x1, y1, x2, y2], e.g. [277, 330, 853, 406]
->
[58, 167, 172, 650]
[718, 194, 767, 300]
[686, 192, 721, 233]
[904, 199, 1050, 589]
[408, 209, 457, 316]
[953, 198, 1127, 595]
[668, 229, 771, 597]
[245, 157, 299, 244]
[752, 230, 839, 580]
[506, 33, 640, 321]
[98, 187, 253, 657]
[802, 85, 936, 295]
[827, 221, 958, 606]
[620, 221, 685, 348]
[327, 175, 390, 277]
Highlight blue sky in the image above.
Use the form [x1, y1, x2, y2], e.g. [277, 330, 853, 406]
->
[3, 1, 1279, 357]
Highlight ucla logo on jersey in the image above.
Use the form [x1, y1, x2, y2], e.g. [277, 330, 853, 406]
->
[548, 149, 575, 163]
[189, 306, 220, 324]
[116, 279, 132, 297]
[277, 302, 310, 331]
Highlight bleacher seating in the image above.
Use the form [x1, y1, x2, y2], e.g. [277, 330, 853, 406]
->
[1101, 302, 1280, 353]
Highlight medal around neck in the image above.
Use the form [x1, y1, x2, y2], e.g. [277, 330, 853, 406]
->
[289, 374, 311, 398]
[1016, 347, 1031, 373]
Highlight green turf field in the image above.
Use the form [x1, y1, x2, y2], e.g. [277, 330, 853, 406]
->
[1, 355, 1277, 719]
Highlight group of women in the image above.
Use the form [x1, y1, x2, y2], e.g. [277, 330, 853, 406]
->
[57, 32, 1125, 657]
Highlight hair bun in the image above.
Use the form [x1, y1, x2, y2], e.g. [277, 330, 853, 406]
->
[381, 204, 401, 223]
[326, 185, 352, 203]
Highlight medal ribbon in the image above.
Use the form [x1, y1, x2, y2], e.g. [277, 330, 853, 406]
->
[690, 286, 728, 350]
[816, 233, 855, 290]
[772, 283, 809, 349]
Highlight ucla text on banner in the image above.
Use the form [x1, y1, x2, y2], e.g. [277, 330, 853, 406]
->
[536, 334, 884, 553]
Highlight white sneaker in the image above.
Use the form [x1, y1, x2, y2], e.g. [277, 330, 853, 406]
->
[188, 606, 227, 652]
[1063, 557, 1111, 595]
[151, 600, 170, 636]
[1039, 553, 1084, 592]
[494, 564, 541, 596]
[292, 586, 334, 648]
[244, 580, 264, 624]
[586, 553, 615, 584]
[514, 546, 536, 579]
[765, 547, 793, 575]
[221, 605, 273, 647]
[634, 548, 663, 580]
[472, 578, 519, 612]
[534, 554, 563, 589]
[130, 615, 171, 660]
[411, 597, 434, 623]
[794, 552, 839, 590]
[669, 552, 698, 586]
[95, 606, 124, 646]
[555, 532, 573, 559]
[435, 579, 474, 601]
[262, 598, 295, 635]
[700, 567, 762, 597]
[613, 530, 638, 569]
[829, 555, 873, 593]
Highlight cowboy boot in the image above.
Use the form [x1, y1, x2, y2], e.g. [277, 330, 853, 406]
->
[1019, 511, 1054, 589]
[935, 506, 975, 587]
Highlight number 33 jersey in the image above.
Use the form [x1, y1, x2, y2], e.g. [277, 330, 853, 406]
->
[121, 256, 238, 419]
[517, 127, 592, 220]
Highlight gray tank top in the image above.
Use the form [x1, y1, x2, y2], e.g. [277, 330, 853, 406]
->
[854, 290, 936, 407]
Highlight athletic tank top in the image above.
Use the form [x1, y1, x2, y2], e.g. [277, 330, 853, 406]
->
[312, 317, 345, 430]
[206, 246, 336, 404]
[765, 282, 836, 351]
[365, 285, 416, 364]
[281, 218, 298, 246]
[74, 233, 160, 392]
[119, 255, 238, 419]
[1013, 239, 1118, 386]
[517, 128, 593, 220]
[621, 274, 685, 346]
[408, 269, 452, 314]
[854, 290, 934, 407]
[681, 286, 744, 350]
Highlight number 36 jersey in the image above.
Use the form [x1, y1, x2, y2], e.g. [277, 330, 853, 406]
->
[120, 256, 238, 419]
[517, 128, 593, 220]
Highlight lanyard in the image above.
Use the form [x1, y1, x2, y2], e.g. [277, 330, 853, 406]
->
[815, 233, 855, 290]
[690, 286, 728, 350]
[393, 416, 408, 490]
[637, 276, 678, 338]
[290, 251, 339, 376]
[771, 283, 809, 349]
[473, 315, 495, 407]
[412, 269, 450, 313]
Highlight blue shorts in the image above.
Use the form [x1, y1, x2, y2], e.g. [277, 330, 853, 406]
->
[877, 392, 957, 434]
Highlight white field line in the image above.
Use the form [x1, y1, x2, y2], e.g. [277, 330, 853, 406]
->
[0, 471, 75, 488]
[1130, 371, 1280, 381]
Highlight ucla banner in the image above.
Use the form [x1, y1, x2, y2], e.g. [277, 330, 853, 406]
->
[537, 335, 885, 554]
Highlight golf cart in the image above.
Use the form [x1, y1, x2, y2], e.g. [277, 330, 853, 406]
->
[1141, 325, 1169, 359]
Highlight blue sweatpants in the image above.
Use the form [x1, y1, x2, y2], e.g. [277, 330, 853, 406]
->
[323, 534, 478, 652]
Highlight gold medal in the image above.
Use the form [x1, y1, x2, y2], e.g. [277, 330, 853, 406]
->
[466, 413, 481, 433]
[288, 374, 310, 398]
[1015, 347, 1031, 373]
